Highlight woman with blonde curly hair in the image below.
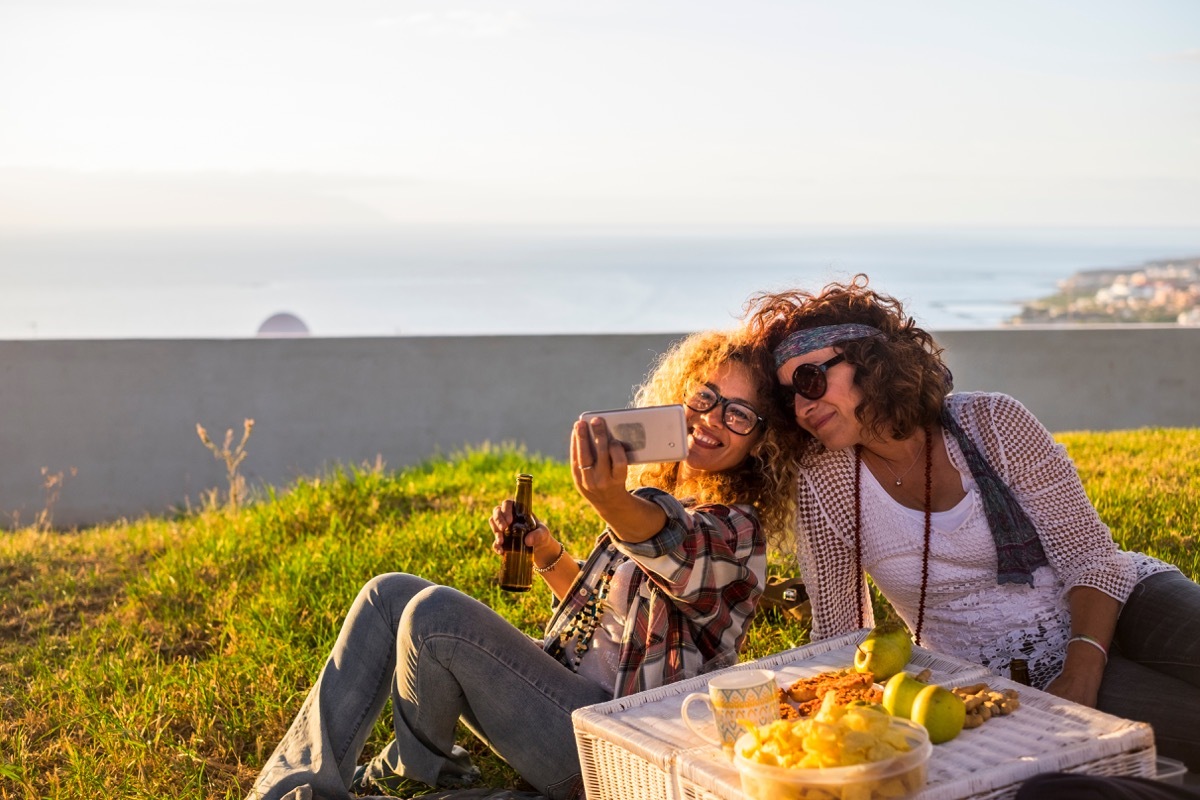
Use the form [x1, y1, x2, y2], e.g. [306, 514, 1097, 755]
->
[743, 274, 1200, 769]
[627, 328, 799, 555]
[247, 328, 799, 800]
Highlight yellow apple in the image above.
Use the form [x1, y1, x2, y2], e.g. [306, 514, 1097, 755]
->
[881, 672, 927, 719]
[853, 622, 913, 681]
[910, 684, 967, 744]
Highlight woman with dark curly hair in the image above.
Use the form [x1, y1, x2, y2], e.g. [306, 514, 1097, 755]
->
[246, 328, 800, 800]
[742, 275, 1200, 769]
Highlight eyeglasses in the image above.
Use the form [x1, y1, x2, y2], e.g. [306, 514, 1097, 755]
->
[787, 353, 846, 401]
[686, 384, 765, 436]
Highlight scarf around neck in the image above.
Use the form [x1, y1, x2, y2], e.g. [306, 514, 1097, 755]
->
[940, 405, 1048, 585]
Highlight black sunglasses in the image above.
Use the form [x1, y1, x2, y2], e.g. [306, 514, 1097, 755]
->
[787, 353, 846, 401]
[686, 384, 766, 436]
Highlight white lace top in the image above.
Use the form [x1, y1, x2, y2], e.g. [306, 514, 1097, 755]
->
[795, 391, 1177, 688]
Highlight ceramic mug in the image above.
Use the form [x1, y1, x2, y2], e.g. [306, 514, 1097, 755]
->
[681, 668, 779, 751]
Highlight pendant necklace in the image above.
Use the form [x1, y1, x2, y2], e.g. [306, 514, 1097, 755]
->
[872, 434, 926, 486]
[854, 424, 934, 645]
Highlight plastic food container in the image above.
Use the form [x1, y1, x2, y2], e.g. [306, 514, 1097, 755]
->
[733, 717, 932, 800]
[1155, 756, 1187, 786]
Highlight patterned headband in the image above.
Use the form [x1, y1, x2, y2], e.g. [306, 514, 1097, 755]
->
[772, 324, 883, 367]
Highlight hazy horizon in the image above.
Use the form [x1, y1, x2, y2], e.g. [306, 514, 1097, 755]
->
[4, 225, 1198, 340]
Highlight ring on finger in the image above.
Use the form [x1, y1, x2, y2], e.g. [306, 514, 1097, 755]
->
[580, 465, 595, 471]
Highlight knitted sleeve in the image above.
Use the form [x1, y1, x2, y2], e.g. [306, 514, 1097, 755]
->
[947, 393, 1137, 603]
[794, 448, 876, 640]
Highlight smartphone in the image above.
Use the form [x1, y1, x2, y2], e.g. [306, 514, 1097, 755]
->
[578, 404, 689, 464]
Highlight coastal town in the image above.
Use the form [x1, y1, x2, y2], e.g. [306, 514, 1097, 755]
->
[1011, 256, 1200, 325]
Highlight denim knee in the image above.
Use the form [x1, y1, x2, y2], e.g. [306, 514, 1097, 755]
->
[362, 572, 426, 600]
[357, 573, 436, 620]
[402, 584, 470, 640]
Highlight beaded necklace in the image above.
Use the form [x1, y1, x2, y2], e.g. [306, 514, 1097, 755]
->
[854, 424, 934, 646]
[558, 562, 619, 668]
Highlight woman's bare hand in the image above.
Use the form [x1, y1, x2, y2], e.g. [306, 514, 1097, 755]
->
[570, 417, 630, 512]
[1043, 658, 1104, 708]
[488, 499, 552, 554]
[568, 417, 666, 543]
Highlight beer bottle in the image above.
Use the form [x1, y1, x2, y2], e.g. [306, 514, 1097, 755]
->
[1009, 658, 1030, 686]
[499, 474, 535, 592]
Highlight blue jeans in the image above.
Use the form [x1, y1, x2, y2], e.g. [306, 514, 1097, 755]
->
[245, 573, 612, 800]
[1098, 570, 1200, 771]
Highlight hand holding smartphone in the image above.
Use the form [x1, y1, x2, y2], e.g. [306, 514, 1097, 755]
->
[577, 404, 689, 464]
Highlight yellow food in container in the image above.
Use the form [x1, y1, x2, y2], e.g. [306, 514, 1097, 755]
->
[734, 696, 932, 800]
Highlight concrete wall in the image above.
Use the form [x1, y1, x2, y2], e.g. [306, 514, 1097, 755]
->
[934, 326, 1199, 432]
[3, 326, 1198, 528]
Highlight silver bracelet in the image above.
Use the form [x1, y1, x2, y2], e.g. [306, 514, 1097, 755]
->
[1068, 634, 1109, 663]
[533, 542, 566, 574]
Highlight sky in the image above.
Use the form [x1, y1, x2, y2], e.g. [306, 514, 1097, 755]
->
[0, 0, 1198, 230]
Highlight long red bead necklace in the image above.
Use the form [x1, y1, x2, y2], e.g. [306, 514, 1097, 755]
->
[854, 424, 934, 646]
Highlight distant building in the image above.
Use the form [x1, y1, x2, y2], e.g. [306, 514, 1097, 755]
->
[1016, 256, 1200, 325]
[257, 312, 310, 337]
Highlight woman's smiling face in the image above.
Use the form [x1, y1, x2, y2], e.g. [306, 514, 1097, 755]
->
[681, 362, 764, 475]
[776, 345, 865, 451]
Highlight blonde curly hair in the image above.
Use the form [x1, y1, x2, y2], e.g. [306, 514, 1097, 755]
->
[627, 328, 800, 555]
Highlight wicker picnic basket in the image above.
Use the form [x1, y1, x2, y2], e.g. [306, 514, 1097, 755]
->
[573, 629, 1157, 800]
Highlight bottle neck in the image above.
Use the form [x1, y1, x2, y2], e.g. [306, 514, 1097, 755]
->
[514, 478, 533, 516]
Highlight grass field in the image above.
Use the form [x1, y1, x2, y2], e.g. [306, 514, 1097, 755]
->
[2, 430, 1198, 799]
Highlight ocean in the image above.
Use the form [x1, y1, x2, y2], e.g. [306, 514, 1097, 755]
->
[3, 226, 1199, 339]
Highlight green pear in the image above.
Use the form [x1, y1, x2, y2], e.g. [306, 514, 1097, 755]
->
[881, 671, 927, 719]
[911, 683, 967, 744]
[853, 622, 913, 681]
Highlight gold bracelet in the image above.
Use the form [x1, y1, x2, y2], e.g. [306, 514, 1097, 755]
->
[533, 543, 566, 574]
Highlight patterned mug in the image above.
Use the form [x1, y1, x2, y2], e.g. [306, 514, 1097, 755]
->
[681, 668, 779, 751]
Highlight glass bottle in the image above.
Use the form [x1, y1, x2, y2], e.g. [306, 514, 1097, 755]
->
[499, 474, 534, 592]
[1009, 658, 1030, 686]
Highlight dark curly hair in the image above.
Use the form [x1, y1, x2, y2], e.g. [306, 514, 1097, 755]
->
[742, 274, 950, 458]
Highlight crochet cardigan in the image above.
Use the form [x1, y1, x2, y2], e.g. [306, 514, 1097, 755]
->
[794, 391, 1174, 685]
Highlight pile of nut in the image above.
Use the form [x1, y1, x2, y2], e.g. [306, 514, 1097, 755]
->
[951, 682, 1021, 729]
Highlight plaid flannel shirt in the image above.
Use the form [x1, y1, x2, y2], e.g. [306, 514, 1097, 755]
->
[542, 487, 766, 699]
